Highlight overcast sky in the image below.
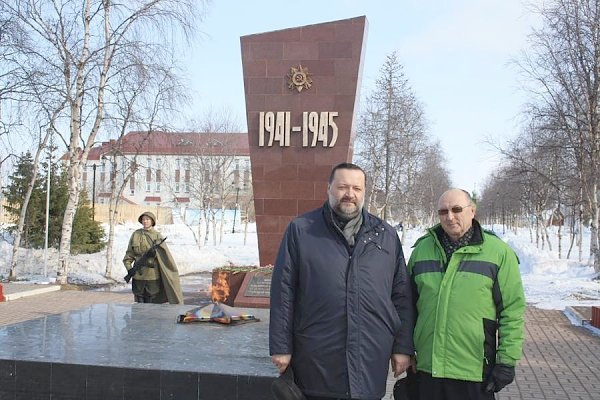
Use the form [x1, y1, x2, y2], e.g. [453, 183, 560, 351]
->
[180, 0, 540, 194]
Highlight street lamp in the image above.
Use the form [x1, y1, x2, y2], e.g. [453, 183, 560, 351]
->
[231, 186, 241, 233]
[91, 163, 97, 220]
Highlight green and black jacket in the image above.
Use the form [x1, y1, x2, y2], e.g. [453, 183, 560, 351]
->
[407, 220, 525, 382]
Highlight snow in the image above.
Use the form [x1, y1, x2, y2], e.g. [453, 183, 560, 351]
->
[0, 219, 599, 315]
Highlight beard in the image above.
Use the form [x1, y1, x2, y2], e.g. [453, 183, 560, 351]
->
[330, 196, 363, 220]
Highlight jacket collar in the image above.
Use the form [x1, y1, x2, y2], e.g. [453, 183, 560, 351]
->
[431, 219, 484, 247]
[322, 201, 381, 234]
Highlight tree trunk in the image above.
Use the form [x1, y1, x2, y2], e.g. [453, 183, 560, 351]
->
[56, 163, 81, 284]
[9, 128, 53, 280]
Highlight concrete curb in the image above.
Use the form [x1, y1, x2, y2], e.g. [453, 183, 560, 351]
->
[564, 306, 600, 337]
[1, 285, 61, 301]
[564, 306, 591, 326]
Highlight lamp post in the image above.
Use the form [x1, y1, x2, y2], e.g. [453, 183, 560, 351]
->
[501, 200, 506, 235]
[491, 201, 495, 233]
[92, 163, 97, 220]
[231, 186, 240, 233]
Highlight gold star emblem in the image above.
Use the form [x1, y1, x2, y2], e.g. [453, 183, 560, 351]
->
[287, 65, 313, 92]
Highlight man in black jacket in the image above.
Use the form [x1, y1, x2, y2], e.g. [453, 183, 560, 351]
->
[270, 162, 415, 400]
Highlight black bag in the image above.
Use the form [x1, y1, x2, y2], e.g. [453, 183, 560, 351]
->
[393, 368, 419, 400]
[271, 367, 306, 400]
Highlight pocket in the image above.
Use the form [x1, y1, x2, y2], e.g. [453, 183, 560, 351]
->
[482, 318, 497, 378]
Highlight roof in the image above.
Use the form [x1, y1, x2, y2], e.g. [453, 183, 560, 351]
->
[85, 131, 250, 161]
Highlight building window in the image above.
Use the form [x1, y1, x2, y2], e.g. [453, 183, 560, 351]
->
[146, 158, 152, 192]
[156, 158, 162, 192]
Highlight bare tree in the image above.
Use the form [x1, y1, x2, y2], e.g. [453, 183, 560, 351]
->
[0, 0, 208, 283]
[356, 52, 447, 222]
[515, 0, 600, 272]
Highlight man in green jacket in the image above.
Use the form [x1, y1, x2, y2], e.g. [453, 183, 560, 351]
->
[407, 189, 525, 400]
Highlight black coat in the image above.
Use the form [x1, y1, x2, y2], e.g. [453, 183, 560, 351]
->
[269, 204, 414, 399]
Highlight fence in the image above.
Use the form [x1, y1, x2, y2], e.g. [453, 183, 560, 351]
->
[0, 202, 173, 225]
[93, 204, 173, 224]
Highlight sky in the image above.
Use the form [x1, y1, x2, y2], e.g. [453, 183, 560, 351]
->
[180, 0, 540, 194]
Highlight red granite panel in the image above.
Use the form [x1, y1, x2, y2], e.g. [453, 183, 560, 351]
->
[334, 95, 359, 112]
[247, 148, 283, 164]
[250, 163, 264, 180]
[263, 164, 299, 180]
[244, 78, 269, 95]
[298, 199, 325, 215]
[259, 249, 278, 267]
[242, 16, 366, 266]
[243, 60, 268, 77]
[592, 306, 600, 328]
[314, 76, 337, 95]
[281, 181, 318, 199]
[245, 77, 285, 95]
[255, 215, 280, 233]
[245, 28, 302, 43]
[314, 181, 328, 197]
[318, 42, 353, 59]
[253, 180, 282, 198]
[281, 148, 315, 164]
[243, 95, 266, 114]
[314, 147, 350, 165]
[284, 42, 319, 60]
[253, 198, 264, 215]
[333, 59, 361, 78]
[334, 76, 360, 95]
[299, 59, 336, 77]
[279, 215, 295, 229]
[300, 24, 335, 41]
[247, 42, 284, 60]
[264, 199, 298, 216]
[298, 164, 331, 182]
[334, 17, 367, 41]
[297, 94, 336, 110]
[266, 60, 296, 78]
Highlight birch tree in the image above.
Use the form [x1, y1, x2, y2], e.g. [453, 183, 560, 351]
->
[516, 0, 600, 272]
[356, 52, 447, 222]
[0, 0, 208, 283]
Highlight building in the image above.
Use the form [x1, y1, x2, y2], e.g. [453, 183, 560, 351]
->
[81, 131, 251, 210]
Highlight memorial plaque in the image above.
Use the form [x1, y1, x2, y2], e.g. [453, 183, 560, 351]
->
[244, 273, 271, 297]
[234, 270, 272, 308]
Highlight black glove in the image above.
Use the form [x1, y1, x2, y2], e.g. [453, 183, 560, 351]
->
[485, 364, 515, 393]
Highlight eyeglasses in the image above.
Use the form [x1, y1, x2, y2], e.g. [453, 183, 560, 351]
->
[437, 204, 472, 216]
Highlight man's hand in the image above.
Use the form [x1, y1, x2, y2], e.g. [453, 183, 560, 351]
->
[391, 354, 411, 377]
[484, 364, 515, 393]
[271, 354, 292, 374]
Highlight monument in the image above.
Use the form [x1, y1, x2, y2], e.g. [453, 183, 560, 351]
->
[0, 16, 370, 399]
[241, 16, 368, 266]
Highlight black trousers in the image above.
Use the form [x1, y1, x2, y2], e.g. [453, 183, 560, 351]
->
[416, 372, 495, 400]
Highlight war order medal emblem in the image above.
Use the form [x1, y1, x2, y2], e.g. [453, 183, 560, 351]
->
[287, 65, 313, 92]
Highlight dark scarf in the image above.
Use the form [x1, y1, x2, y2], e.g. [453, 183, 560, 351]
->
[439, 226, 475, 263]
[327, 203, 363, 247]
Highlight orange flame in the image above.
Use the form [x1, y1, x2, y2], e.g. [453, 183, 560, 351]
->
[208, 272, 230, 303]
